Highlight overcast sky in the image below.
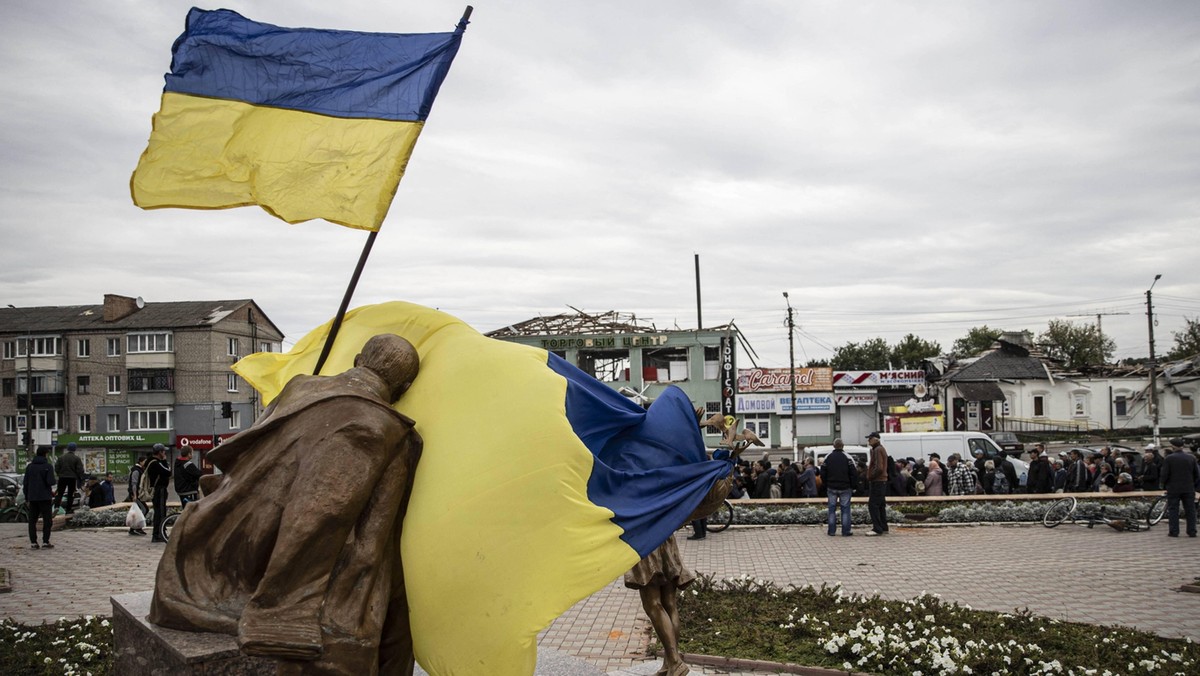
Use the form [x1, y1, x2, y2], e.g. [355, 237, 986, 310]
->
[2, 1, 1198, 368]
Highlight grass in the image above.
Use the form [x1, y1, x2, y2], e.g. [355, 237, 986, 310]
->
[0, 616, 114, 676]
[677, 575, 1200, 675]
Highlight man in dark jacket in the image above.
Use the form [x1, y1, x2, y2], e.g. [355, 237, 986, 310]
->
[147, 444, 173, 542]
[23, 446, 56, 549]
[53, 441, 85, 514]
[1026, 444, 1053, 494]
[996, 455, 1020, 495]
[1065, 450, 1089, 492]
[174, 448, 202, 506]
[778, 459, 799, 498]
[821, 439, 857, 536]
[865, 432, 889, 535]
[1162, 439, 1199, 538]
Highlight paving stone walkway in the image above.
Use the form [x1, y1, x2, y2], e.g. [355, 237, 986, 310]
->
[2, 521, 1197, 675]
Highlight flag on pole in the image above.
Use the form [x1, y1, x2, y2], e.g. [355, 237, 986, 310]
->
[131, 8, 465, 231]
[233, 302, 734, 675]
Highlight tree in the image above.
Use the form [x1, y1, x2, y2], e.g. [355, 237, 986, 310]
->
[829, 337, 892, 371]
[1165, 316, 1200, 360]
[950, 326, 1003, 359]
[890, 334, 942, 368]
[804, 358, 830, 368]
[1038, 319, 1114, 368]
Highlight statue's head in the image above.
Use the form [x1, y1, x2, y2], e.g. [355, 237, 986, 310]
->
[355, 334, 420, 402]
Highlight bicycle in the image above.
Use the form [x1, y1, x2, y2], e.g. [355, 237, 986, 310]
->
[1042, 495, 1167, 531]
[705, 500, 734, 533]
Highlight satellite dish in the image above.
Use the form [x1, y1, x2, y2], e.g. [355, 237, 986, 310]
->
[913, 383, 928, 398]
[135, 296, 145, 309]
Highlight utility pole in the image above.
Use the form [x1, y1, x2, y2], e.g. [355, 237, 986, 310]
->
[24, 337, 34, 456]
[1067, 309, 1129, 358]
[783, 292, 798, 462]
[1146, 274, 1162, 447]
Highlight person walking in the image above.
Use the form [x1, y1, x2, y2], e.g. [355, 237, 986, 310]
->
[1161, 438, 1199, 538]
[22, 446, 56, 549]
[865, 432, 889, 536]
[53, 441, 85, 514]
[821, 439, 857, 536]
[147, 444, 173, 543]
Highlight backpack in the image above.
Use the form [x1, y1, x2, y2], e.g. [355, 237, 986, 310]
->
[138, 465, 153, 502]
[992, 470, 1010, 494]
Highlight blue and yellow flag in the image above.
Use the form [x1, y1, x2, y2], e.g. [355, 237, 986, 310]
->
[131, 8, 465, 231]
[234, 302, 733, 675]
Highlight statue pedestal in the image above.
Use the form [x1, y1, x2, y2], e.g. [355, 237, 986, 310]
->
[111, 591, 276, 675]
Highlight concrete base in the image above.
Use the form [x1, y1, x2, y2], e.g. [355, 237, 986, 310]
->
[111, 591, 275, 676]
[114, 590, 606, 675]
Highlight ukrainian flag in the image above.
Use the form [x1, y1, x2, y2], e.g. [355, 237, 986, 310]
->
[234, 302, 733, 675]
[131, 8, 464, 231]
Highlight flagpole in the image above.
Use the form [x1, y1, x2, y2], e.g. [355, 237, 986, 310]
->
[313, 230, 378, 375]
[311, 5, 472, 376]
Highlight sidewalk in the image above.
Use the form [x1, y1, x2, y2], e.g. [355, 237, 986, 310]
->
[2, 521, 1198, 675]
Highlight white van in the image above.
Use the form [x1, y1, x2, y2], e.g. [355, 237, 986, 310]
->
[880, 432, 1029, 488]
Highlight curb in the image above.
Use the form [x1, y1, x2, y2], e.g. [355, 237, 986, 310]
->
[684, 652, 870, 676]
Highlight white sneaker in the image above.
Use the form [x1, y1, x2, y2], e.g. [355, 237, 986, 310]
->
[864, 531, 881, 536]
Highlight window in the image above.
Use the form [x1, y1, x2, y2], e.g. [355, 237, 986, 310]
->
[77, 375, 90, 395]
[702, 401, 722, 436]
[2, 378, 13, 397]
[1114, 395, 1128, 417]
[32, 410, 63, 430]
[3, 416, 15, 434]
[129, 408, 172, 431]
[78, 414, 91, 433]
[15, 336, 62, 357]
[1072, 392, 1088, 418]
[227, 373, 239, 392]
[128, 332, 173, 353]
[107, 338, 121, 357]
[1183, 394, 1195, 418]
[107, 375, 121, 394]
[128, 369, 174, 391]
[643, 347, 690, 383]
[1033, 395, 1046, 417]
[17, 375, 47, 394]
[77, 339, 91, 358]
[228, 337, 240, 356]
[106, 413, 120, 432]
[2, 341, 15, 359]
[577, 349, 630, 383]
[229, 410, 242, 430]
[259, 341, 276, 353]
[703, 346, 720, 380]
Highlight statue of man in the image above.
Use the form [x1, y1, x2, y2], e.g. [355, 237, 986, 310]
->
[150, 334, 422, 675]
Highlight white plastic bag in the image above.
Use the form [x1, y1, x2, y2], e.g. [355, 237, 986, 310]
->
[126, 503, 146, 529]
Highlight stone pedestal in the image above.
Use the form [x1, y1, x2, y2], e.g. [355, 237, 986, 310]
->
[111, 591, 275, 676]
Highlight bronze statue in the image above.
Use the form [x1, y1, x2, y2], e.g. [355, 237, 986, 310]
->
[624, 417, 747, 676]
[149, 334, 422, 675]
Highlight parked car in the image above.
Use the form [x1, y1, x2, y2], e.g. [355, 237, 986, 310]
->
[1179, 433, 1200, 451]
[986, 431, 1024, 454]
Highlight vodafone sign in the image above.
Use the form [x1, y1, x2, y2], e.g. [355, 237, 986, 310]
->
[176, 434, 236, 450]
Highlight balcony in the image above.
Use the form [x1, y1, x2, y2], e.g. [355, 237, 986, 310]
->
[128, 391, 176, 407]
[16, 393, 66, 409]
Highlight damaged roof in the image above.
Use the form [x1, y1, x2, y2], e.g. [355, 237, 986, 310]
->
[0, 298, 281, 336]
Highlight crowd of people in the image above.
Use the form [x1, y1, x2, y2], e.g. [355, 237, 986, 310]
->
[729, 439, 1200, 500]
[20, 441, 204, 548]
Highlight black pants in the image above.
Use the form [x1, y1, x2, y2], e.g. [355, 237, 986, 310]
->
[53, 477, 78, 514]
[691, 518, 707, 538]
[868, 481, 889, 533]
[152, 486, 168, 540]
[1166, 491, 1198, 537]
[28, 499, 53, 544]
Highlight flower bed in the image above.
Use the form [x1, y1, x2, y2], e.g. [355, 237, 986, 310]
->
[678, 576, 1199, 675]
[0, 616, 113, 676]
[730, 499, 1158, 526]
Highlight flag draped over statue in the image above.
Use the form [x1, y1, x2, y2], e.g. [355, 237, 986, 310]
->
[131, 8, 464, 231]
[233, 302, 734, 675]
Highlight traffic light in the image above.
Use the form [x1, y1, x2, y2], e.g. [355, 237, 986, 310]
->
[221, 401, 233, 418]
[22, 430, 32, 445]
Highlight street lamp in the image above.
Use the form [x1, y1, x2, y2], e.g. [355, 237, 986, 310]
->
[783, 292, 798, 462]
[1146, 274, 1162, 447]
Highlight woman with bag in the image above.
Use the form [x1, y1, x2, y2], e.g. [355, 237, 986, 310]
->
[127, 455, 149, 536]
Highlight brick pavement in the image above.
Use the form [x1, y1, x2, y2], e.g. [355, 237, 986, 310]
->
[2, 522, 1198, 675]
